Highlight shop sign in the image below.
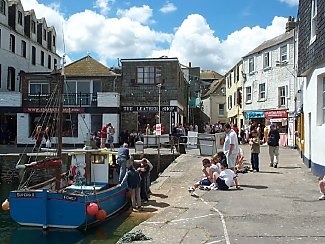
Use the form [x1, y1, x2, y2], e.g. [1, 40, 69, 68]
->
[265, 110, 288, 118]
[245, 111, 264, 119]
[122, 106, 177, 113]
[24, 107, 84, 113]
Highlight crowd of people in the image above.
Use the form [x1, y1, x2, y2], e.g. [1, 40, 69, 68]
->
[188, 122, 282, 195]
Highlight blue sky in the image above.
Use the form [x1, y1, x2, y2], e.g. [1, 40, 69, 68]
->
[21, 0, 298, 74]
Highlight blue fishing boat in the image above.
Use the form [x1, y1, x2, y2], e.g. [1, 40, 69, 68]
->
[3, 66, 129, 230]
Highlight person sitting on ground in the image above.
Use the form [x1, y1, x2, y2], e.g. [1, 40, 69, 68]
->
[210, 161, 239, 190]
[188, 158, 212, 195]
[209, 152, 226, 179]
[318, 176, 325, 200]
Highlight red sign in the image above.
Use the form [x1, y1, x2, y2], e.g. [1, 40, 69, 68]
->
[156, 123, 161, 136]
[23, 107, 85, 113]
[264, 110, 287, 118]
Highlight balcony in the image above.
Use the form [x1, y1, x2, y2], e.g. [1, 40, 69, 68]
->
[23, 93, 98, 107]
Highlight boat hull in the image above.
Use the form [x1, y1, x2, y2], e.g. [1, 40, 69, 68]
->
[9, 184, 129, 229]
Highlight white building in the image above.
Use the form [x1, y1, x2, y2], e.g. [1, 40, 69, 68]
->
[297, 0, 325, 177]
[0, 0, 60, 143]
[242, 23, 297, 147]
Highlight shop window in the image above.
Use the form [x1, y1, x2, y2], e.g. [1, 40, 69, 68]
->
[29, 114, 78, 138]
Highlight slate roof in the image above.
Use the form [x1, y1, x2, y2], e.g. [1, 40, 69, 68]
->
[201, 77, 225, 98]
[63, 55, 119, 77]
[242, 29, 294, 58]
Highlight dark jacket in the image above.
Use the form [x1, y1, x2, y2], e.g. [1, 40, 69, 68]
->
[117, 147, 130, 160]
[126, 169, 141, 189]
[268, 129, 280, 146]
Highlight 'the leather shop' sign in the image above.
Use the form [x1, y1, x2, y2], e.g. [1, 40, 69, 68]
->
[122, 106, 177, 113]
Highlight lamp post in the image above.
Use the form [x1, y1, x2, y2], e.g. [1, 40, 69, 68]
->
[156, 83, 162, 173]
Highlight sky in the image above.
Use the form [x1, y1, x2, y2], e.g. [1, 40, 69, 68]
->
[20, 0, 299, 74]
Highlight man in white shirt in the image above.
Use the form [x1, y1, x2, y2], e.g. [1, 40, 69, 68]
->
[223, 123, 240, 170]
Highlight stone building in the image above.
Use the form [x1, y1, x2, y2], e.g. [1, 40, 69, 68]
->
[0, 0, 60, 144]
[119, 57, 189, 134]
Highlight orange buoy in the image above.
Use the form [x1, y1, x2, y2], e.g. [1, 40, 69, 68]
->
[86, 202, 99, 216]
[125, 190, 132, 199]
[96, 209, 107, 221]
[2, 199, 10, 211]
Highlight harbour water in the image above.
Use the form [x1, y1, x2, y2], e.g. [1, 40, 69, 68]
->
[0, 182, 151, 244]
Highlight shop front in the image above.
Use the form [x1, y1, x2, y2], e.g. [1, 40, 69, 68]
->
[265, 110, 288, 147]
[244, 111, 265, 127]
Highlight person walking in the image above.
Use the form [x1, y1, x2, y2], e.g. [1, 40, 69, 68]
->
[107, 123, 115, 150]
[117, 143, 130, 183]
[268, 124, 280, 168]
[32, 125, 43, 152]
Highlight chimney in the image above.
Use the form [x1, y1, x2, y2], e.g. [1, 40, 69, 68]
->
[286, 16, 298, 32]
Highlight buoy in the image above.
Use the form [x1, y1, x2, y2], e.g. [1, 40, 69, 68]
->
[96, 209, 107, 221]
[68, 180, 74, 185]
[86, 202, 99, 216]
[125, 190, 131, 199]
[2, 199, 10, 211]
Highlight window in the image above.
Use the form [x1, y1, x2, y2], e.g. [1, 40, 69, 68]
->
[136, 66, 161, 84]
[280, 45, 287, 62]
[48, 55, 51, 69]
[311, 0, 318, 42]
[53, 35, 56, 46]
[0, 0, 5, 15]
[9, 34, 15, 53]
[228, 95, 232, 109]
[248, 57, 254, 73]
[29, 82, 49, 95]
[31, 20, 36, 33]
[219, 104, 225, 116]
[43, 29, 47, 40]
[21, 40, 26, 58]
[64, 81, 91, 106]
[7, 67, 16, 91]
[233, 91, 237, 107]
[40, 51, 44, 66]
[18, 11, 23, 25]
[263, 52, 270, 68]
[259, 83, 266, 100]
[31, 46, 36, 65]
[278, 86, 286, 106]
[0, 64, 1, 89]
[322, 78, 325, 124]
[245, 86, 252, 102]
[54, 58, 57, 68]
[236, 65, 240, 82]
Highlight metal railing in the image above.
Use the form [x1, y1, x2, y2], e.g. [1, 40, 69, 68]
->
[23, 92, 97, 107]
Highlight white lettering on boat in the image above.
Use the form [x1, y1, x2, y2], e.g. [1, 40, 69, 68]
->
[63, 195, 77, 201]
[16, 192, 36, 198]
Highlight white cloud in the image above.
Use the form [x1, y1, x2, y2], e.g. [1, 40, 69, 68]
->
[94, 0, 114, 15]
[160, 2, 177, 14]
[20, 1, 290, 74]
[116, 5, 153, 24]
[278, 0, 299, 7]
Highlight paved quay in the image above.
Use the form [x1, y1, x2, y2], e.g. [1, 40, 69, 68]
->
[126, 144, 325, 244]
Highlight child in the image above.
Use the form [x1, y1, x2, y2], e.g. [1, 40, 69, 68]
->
[210, 161, 239, 190]
[126, 165, 142, 211]
[209, 152, 226, 178]
[318, 176, 325, 200]
[188, 158, 212, 195]
[249, 129, 260, 172]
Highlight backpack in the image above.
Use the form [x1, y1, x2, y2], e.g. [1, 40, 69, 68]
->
[267, 133, 276, 146]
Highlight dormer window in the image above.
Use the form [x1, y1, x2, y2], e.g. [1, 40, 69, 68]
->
[31, 20, 36, 33]
[0, 0, 5, 15]
[18, 11, 23, 25]
[43, 29, 47, 40]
